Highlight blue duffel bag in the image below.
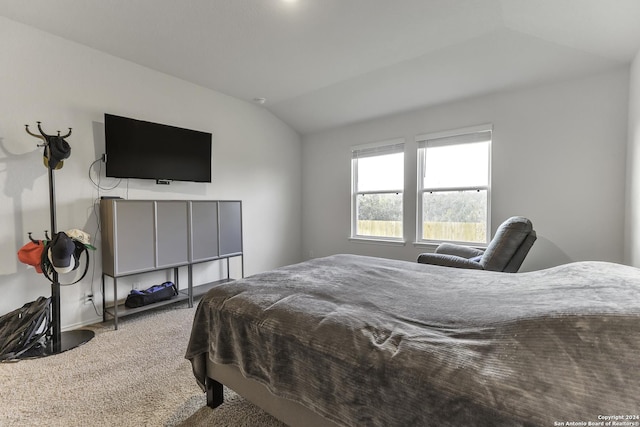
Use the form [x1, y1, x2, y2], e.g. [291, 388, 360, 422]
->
[124, 282, 178, 308]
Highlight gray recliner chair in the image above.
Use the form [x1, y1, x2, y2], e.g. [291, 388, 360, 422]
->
[417, 216, 536, 272]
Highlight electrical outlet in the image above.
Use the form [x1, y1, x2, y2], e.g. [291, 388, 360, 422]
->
[84, 293, 94, 305]
[132, 282, 141, 290]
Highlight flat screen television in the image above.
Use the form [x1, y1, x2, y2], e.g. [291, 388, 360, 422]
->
[104, 113, 212, 183]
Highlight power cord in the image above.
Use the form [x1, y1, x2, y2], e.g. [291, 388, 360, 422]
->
[85, 154, 122, 318]
[88, 156, 121, 191]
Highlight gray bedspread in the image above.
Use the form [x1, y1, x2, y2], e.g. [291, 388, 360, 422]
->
[186, 254, 640, 426]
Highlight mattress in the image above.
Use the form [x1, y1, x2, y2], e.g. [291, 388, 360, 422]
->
[186, 254, 640, 426]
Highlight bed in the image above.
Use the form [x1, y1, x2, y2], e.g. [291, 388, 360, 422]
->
[186, 254, 640, 426]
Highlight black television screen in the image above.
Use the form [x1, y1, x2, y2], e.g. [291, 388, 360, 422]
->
[104, 114, 212, 183]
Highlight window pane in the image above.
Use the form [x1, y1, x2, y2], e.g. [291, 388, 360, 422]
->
[356, 193, 402, 238]
[423, 141, 489, 189]
[422, 190, 487, 243]
[357, 152, 403, 192]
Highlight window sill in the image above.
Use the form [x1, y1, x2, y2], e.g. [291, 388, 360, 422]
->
[349, 237, 406, 247]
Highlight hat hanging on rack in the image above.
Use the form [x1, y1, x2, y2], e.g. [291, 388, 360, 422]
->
[43, 136, 71, 169]
[47, 232, 77, 274]
[37, 231, 91, 286]
[17, 240, 45, 273]
[25, 122, 72, 169]
[66, 228, 96, 250]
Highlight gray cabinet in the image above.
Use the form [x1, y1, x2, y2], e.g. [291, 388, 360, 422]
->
[101, 201, 156, 276]
[100, 199, 243, 328]
[156, 201, 189, 268]
[219, 201, 242, 256]
[190, 201, 219, 262]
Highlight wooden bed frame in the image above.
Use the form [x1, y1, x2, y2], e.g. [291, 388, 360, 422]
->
[205, 356, 339, 427]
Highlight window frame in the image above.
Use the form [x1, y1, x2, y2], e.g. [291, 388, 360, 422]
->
[415, 124, 492, 247]
[350, 138, 405, 243]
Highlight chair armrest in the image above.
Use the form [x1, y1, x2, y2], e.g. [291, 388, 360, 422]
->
[416, 253, 484, 270]
[435, 243, 485, 259]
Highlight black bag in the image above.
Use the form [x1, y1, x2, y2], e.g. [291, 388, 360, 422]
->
[0, 296, 51, 361]
[124, 282, 178, 308]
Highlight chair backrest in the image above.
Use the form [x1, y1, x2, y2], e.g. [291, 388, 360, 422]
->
[480, 216, 536, 272]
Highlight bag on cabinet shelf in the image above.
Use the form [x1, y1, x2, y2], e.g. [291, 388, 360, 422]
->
[124, 282, 178, 308]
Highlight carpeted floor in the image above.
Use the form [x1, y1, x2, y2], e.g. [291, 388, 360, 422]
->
[0, 302, 286, 426]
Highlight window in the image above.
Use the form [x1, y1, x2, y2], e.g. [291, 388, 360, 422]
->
[416, 125, 491, 245]
[351, 139, 404, 241]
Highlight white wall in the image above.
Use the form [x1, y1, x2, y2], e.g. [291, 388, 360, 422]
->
[0, 17, 302, 328]
[625, 50, 640, 266]
[303, 68, 629, 271]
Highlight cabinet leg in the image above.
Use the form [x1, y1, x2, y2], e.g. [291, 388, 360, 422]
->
[188, 264, 193, 308]
[102, 274, 106, 323]
[113, 277, 118, 330]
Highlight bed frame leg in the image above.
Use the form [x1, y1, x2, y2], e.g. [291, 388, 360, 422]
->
[206, 377, 224, 408]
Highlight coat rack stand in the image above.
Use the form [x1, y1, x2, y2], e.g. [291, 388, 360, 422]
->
[25, 122, 94, 357]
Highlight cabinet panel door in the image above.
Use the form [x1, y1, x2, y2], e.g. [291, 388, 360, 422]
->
[114, 201, 155, 275]
[156, 201, 189, 268]
[190, 201, 219, 262]
[219, 201, 242, 256]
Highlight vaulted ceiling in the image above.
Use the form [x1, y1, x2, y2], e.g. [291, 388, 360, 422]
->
[1, 0, 640, 135]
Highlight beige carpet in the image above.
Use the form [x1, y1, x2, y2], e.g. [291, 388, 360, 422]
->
[0, 302, 286, 426]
